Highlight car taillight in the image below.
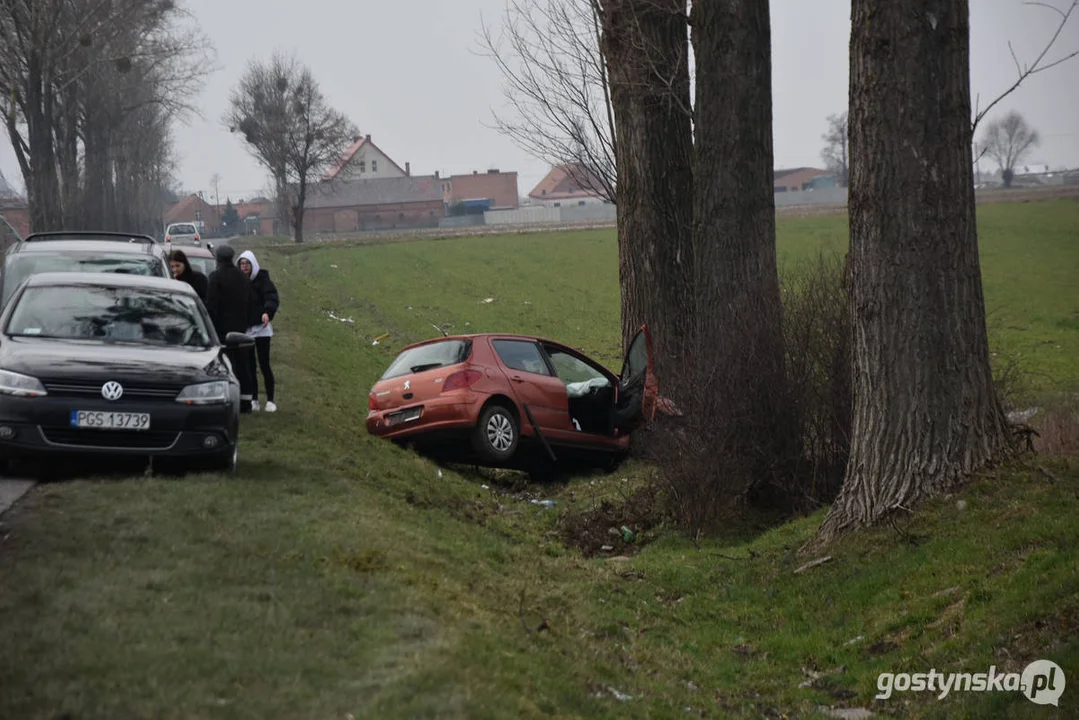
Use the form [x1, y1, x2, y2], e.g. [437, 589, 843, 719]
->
[165, 235, 171, 241]
[194, 234, 200, 241]
[442, 369, 482, 392]
[368, 393, 378, 410]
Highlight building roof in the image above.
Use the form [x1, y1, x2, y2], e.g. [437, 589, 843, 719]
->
[528, 163, 608, 200]
[307, 175, 444, 209]
[164, 194, 214, 224]
[324, 134, 409, 181]
[774, 167, 832, 189]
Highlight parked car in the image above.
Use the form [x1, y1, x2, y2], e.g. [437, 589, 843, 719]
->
[366, 326, 658, 468]
[165, 222, 201, 247]
[181, 245, 218, 276]
[0, 271, 254, 474]
[0, 231, 172, 309]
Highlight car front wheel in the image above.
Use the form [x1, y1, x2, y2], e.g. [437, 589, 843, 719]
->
[473, 404, 519, 463]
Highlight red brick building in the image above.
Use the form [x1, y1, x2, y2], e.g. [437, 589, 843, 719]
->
[305, 175, 445, 232]
[439, 169, 519, 209]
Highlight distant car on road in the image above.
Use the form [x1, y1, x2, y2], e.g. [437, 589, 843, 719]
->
[0, 271, 255, 475]
[0, 231, 171, 310]
[365, 326, 659, 469]
[165, 222, 201, 247]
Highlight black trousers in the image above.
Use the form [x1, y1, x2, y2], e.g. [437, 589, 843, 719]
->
[250, 336, 275, 402]
[226, 347, 256, 412]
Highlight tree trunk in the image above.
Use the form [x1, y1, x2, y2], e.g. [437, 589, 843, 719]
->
[598, 0, 694, 378]
[690, 0, 794, 481]
[24, 60, 64, 232]
[811, 0, 1010, 547]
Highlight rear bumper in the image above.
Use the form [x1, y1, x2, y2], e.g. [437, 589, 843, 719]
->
[365, 395, 484, 440]
[0, 395, 236, 458]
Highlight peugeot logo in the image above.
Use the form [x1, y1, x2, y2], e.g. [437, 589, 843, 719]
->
[403, 380, 411, 391]
[101, 381, 124, 401]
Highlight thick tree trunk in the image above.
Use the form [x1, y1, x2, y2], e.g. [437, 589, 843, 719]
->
[24, 62, 64, 232]
[690, 0, 794, 478]
[812, 0, 1010, 547]
[599, 0, 694, 379]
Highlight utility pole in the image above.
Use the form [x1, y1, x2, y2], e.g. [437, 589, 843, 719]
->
[210, 173, 221, 233]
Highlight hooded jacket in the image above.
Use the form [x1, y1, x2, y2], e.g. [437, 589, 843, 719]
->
[238, 250, 279, 338]
[206, 244, 260, 340]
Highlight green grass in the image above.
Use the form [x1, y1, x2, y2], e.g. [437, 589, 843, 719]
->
[1, 199, 1077, 719]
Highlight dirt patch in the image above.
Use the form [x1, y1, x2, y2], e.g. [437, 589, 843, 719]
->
[559, 485, 663, 557]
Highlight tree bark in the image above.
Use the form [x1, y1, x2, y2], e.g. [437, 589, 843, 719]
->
[690, 0, 794, 473]
[24, 59, 64, 232]
[598, 0, 694, 380]
[811, 0, 1010, 547]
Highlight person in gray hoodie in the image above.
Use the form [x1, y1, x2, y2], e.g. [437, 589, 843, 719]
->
[237, 250, 280, 412]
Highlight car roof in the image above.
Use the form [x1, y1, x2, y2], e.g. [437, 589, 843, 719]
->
[10, 239, 159, 255]
[22, 271, 197, 294]
[182, 247, 215, 258]
[167, 222, 197, 229]
[399, 333, 567, 351]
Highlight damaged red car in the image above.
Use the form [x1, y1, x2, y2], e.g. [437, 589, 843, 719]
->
[366, 326, 659, 467]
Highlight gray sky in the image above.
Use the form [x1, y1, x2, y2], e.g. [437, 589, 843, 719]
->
[2, 0, 1077, 201]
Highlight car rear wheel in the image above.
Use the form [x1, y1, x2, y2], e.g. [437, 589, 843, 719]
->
[473, 404, 519, 463]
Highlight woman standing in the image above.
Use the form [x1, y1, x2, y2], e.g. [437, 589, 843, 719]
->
[237, 250, 280, 412]
[169, 249, 208, 301]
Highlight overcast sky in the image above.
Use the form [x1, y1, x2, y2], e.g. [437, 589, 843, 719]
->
[2, 0, 1076, 201]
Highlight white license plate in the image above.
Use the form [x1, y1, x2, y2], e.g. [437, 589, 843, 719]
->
[69, 410, 151, 430]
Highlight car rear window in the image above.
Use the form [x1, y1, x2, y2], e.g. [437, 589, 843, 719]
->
[381, 339, 472, 380]
[188, 257, 215, 275]
[170, 224, 197, 235]
[1, 254, 166, 307]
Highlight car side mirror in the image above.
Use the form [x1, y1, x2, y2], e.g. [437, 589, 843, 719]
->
[224, 331, 254, 349]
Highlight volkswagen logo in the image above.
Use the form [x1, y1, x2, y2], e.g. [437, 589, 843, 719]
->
[101, 381, 124, 401]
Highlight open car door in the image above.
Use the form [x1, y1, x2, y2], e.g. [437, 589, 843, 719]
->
[611, 325, 657, 433]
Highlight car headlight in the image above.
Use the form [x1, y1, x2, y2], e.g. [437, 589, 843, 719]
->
[0, 369, 48, 398]
[175, 381, 229, 405]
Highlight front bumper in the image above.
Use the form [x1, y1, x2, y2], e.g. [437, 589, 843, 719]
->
[0, 394, 236, 457]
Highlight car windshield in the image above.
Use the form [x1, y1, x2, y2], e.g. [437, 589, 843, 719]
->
[5, 284, 213, 347]
[1, 253, 166, 307]
[187, 256, 215, 275]
[170, 224, 197, 235]
[381, 339, 471, 379]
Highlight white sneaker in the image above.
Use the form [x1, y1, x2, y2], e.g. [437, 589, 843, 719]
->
[251, 400, 260, 411]
[265, 401, 277, 413]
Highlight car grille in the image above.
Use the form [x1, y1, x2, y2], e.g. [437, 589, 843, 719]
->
[40, 427, 180, 450]
[42, 382, 184, 400]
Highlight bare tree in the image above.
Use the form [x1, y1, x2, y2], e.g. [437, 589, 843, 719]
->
[225, 51, 356, 243]
[807, 0, 1012, 550]
[979, 110, 1040, 187]
[479, 0, 616, 203]
[972, 0, 1079, 134]
[0, 0, 214, 231]
[819, 112, 849, 187]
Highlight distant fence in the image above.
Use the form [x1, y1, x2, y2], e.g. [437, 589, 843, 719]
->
[774, 187, 848, 207]
[438, 214, 486, 229]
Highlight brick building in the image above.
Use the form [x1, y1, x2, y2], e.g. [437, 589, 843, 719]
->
[438, 169, 519, 210]
[305, 175, 445, 232]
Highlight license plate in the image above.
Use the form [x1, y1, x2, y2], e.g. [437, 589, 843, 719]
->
[386, 407, 422, 427]
[69, 410, 151, 430]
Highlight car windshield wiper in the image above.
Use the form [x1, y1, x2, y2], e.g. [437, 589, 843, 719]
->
[409, 362, 444, 373]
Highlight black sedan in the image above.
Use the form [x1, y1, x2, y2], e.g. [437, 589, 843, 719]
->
[0, 271, 254, 474]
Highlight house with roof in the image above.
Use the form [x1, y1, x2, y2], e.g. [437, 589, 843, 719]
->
[438, 168, 519, 211]
[323, 134, 412, 182]
[164, 193, 217, 230]
[528, 163, 611, 207]
[226, 197, 280, 236]
[305, 175, 445, 233]
[774, 167, 836, 193]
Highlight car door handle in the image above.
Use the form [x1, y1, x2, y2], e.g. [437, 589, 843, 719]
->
[511, 375, 525, 383]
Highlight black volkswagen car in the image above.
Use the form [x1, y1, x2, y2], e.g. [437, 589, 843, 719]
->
[0, 272, 254, 474]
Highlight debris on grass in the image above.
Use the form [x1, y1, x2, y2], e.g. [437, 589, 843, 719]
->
[794, 555, 833, 574]
[372, 332, 390, 345]
[327, 310, 354, 323]
[560, 485, 661, 558]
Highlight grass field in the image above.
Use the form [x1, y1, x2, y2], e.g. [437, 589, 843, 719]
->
[0, 198, 1077, 719]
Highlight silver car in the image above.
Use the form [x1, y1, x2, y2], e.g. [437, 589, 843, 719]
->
[165, 222, 201, 247]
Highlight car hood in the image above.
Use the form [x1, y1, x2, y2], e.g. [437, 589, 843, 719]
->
[0, 337, 228, 385]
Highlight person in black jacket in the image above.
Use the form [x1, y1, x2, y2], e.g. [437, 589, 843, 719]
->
[169, 249, 208, 301]
[237, 250, 280, 412]
[206, 244, 259, 413]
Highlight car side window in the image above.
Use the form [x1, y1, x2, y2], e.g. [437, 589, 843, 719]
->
[545, 348, 607, 384]
[492, 339, 551, 376]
